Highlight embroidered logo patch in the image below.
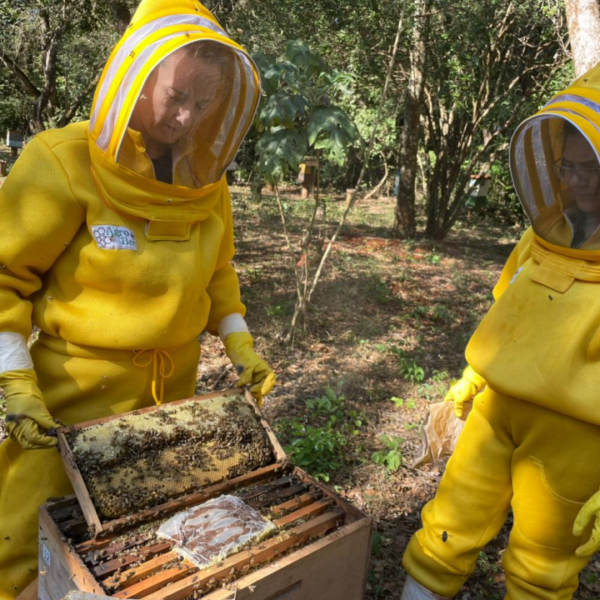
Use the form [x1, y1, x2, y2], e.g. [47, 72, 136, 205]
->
[91, 225, 138, 251]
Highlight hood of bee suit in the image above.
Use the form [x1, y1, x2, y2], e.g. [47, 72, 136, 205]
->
[510, 63, 600, 258]
[88, 0, 261, 226]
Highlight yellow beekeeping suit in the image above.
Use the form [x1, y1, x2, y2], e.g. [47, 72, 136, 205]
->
[402, 65, 600, 600]
[0, 1, 261, 596]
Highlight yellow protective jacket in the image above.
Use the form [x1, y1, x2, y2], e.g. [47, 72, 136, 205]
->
[467, 228, 600, 426]
[0, 122, 243, 349]
[0, 0, 261, 352]
[466, 65, 600, 427]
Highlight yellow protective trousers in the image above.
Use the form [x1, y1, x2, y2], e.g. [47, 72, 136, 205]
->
[403, 387, 600, 600]
[0, 333, 200, 599]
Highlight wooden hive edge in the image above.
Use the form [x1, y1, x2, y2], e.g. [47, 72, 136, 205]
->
[56, 388, 287, 535]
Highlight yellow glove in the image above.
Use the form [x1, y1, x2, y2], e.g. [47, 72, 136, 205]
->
[223, 332, 276, 407]
[1, 369, 58, 449]
[573, 490, 600, 557]
[444, 365, 486, 420]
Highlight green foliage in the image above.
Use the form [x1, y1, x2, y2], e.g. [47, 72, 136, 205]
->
[367, 273, 394, 305]
[390, 396, 405, 408]
[0, 82, 31, 133]
[372, 435, 404, 473]
[280, 421, 347, 482]
[584, 572, 599, 585]
[388, 346, 426, 383]
[390, 397, 417, 410]
[399, 358, 425, 382]
[275, 386, 364, 482]
[304, 386, 364, 434]
[430, 304, 451, 323]
[371, 529, 383, 557]
[255, 129, 307, 180]
[416, 0, 568, 238]
[307, 107, 358, 164]
[265, 304, 290, 317]
[432, 369, 449, 382]
[253, 40, 360, 184]
[0, 0, 124, 131]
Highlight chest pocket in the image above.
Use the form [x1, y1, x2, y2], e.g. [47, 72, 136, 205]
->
[529, 241, 600, 293]
[145, 221, 192, 241]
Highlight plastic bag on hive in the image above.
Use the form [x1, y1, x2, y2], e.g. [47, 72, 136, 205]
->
[157, 494, 276, 568]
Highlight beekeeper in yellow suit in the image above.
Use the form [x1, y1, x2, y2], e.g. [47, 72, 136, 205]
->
[0, 1, 275, 596]
[401, 65, 600, 600]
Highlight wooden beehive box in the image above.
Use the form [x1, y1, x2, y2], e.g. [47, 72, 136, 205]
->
[38, 389, 372, 600]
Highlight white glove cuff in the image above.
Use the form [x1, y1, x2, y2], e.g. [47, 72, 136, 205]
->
[218, 313, 249, 342]
[401, 576, 451, 600]
[0, 332, 34, 375]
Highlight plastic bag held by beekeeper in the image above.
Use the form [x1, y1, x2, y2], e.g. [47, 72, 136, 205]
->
[0, 1, 274, 596]
[412, 365, 484, 468]
[401, 65, 600, 600]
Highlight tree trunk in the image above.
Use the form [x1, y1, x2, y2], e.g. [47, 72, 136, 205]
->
[393, 0, 431, 238]
[564, 0, 600, 77]
[32, 9, 64, 132]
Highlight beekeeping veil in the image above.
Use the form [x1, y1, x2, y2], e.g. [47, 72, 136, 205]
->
[88, 0, 260, 231]
[510, 64, 600, 251]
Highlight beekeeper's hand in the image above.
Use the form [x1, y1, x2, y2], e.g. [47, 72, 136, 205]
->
[223, 332, 276, 408]
[574, 490, 600, 557]
[444, 365, 486, 420]
[1, 369, 58, 449]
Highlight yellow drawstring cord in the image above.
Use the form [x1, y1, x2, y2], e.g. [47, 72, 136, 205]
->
[132, 349, 175, 405]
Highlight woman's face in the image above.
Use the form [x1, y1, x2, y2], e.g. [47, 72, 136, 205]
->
[129, 49, 222, 156]
[562, 132, 600, 216]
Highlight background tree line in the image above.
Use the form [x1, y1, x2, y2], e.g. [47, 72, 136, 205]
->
[0, 0, 586, 241]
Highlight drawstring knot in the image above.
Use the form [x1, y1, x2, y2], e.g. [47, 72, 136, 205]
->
[133, 349, 175, 405]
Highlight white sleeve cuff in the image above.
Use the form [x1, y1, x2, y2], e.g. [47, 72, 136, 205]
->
[401, 575, 449, 599]
[218, 313, 249, 341]
[0, 332, 34, 374]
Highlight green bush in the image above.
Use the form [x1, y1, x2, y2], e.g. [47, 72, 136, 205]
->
[372, 435, 405, 473]
[275, 386, 364, 482]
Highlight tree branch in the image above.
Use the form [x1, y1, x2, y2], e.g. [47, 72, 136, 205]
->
[0, 51, 41, 98]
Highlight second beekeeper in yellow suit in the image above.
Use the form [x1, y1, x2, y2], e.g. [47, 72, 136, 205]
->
[0, 1, 276, 596]
[401, 64, 600, 600]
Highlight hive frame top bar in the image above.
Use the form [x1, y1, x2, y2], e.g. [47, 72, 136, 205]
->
[56, 388, 287, 536]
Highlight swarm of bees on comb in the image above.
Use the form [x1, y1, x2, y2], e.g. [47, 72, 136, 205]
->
[64, 396, 274, 520]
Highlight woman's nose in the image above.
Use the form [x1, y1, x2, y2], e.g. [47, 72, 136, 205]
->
[566, 169, 583, 185]
[176, 107, 192, 127]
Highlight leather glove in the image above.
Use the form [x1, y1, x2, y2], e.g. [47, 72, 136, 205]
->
[573, 490, 600, 557]
[1, 369, 58, 449]
[223, 332, 275, 407]
[444, 365, 486, 420]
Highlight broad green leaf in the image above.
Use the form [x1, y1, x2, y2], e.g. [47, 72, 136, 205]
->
[285, 39, 327, 75]
[258, 91, 309, 128]
[255, 129, 308, 183]
[307, 107, 359, 164]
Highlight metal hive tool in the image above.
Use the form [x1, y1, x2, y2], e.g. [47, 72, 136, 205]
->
[64, 395, 275, 520]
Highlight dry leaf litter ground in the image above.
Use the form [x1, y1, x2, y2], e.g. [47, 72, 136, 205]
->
[1, 174, 599, 598]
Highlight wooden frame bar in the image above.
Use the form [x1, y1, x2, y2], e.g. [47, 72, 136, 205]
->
[56, 389, 287, 535]
[143, 510, 344, 600]
[39, 466, 372, 600]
